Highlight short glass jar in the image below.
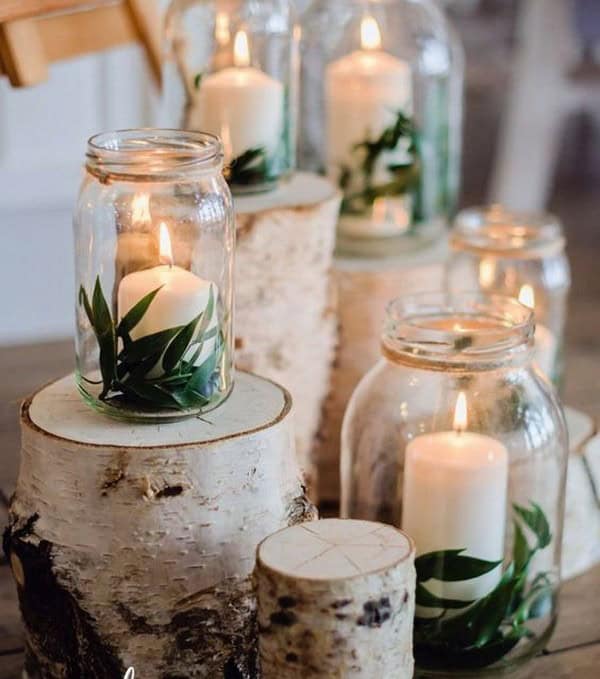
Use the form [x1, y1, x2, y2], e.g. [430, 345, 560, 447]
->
[164, 0, 298, 194]
[299, 0, 464, 256]
[447, 205, 571, 387]
[341, 293, 568, 675]
[74, 129, 235, 422]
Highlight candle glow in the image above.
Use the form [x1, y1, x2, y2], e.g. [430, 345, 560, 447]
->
[131, 193, 151, 225]
[361, 15, 382, 50]
[519, 284, 535, 310]
[454, 392, 468, 433]
[159, 223, 174, 267]
[233, 30, 251, 67]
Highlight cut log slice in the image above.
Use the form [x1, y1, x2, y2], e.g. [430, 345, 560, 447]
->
[4, 372, 317, 679]
[256, 518, 415, 678]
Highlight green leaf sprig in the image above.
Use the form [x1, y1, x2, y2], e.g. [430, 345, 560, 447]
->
[79, 277, 224, 412]
[414, 502, 554, 670]
[224, 147, 275, 188]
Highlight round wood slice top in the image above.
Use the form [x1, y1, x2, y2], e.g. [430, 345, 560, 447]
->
[334, 236, 448, 273]
[234, 172, 337, 215]
[258, 519, 414, 581]
[27, 372, 290, 448]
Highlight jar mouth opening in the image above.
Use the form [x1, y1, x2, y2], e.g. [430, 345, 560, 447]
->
[383, 292, 534, 366]
[86, 128, 224, 182]
[451, 205, 565, 259]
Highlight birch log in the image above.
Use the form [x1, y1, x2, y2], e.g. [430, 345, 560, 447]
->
[235, 172, 340, 495]
[255, 519, 415, 678]
[3, 372, 317, 679]
[315, 239, 448, 503]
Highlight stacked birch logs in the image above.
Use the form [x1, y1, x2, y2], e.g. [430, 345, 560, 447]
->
[4, 373, 316, 678]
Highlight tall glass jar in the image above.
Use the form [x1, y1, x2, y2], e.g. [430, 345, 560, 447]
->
[341, 293, 568, 675]
[447, 205, 571, 387]
[74, 129, 235, 422]
[164, 0, 298, 194]
[299, 0, 464, 256]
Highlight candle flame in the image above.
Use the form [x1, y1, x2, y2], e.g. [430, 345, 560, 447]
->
[159, 223, 174, 267]
[479, 258, 495, 288]
[233, 30, 250, 67]
[518, 284, 535, 310]
[132, 193, 151, 225]
[453, 392, 468, 433]
[361, 15, 382, 50]
[215, 12, 230, 47]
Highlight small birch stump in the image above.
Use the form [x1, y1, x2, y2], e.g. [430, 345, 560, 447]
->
[255, 519, 416, 678]
[315, 239, 448, 503]
[235, 172, 341, 495]
[3, 372, 317, 679]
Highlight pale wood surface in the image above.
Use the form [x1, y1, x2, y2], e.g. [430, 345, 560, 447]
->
[0, 0, 100, 23]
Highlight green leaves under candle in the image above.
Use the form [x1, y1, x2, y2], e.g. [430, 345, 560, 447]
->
[79, 278, 224, 412]
[414, 502, 554, 670]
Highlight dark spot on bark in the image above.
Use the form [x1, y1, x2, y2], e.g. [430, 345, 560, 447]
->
[331, 598, 352, 609]
[403, 590, 409, 604]
[115, 602, 157, 634]
[285, 653, 299, 663]
[357, 597, 393, 628]
[270, 610, 297, 627]
[278, 595, 297, 609]
[155, 485, 184, 499]
[286, 487, 318, 526]
[335, 613, 347, 620]
[101, 470, 125, 495]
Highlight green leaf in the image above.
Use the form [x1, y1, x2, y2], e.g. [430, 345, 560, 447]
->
[511, 582, 554, 626]
[119, 326, 183, 365]
[416, 549, 502, 583]
[225, 147, 270, 186]
[415, 583, 473, 610]
[513, 502, 552, 550]
[415, 633, 522, 670]
[119, 381, 185, 410]
[194, 73, 203, 90]
[91, 277, 116, 398]
[79, 285, 94, 327]
[513, 520, 530, 574]
[117, 286, 163, 337]
[162, 312, 201, 373]
[184, 345, 221, 398]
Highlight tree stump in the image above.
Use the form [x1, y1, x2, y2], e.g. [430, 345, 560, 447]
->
[3, 372, 317, 679]
[235, 172, 341, 495]
[255, 518, 415, 678]
[315, 240, 448, 503]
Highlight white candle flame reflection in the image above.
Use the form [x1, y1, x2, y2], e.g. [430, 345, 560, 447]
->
[132, 193, 151, 226]
[361, 15, 382, 50]
[215, 12, 230, 46]
[454, 392, 468, 434]
[233, 30, 250, 67]
[159, 223, 174, 267]
[518, 284, 535, 310]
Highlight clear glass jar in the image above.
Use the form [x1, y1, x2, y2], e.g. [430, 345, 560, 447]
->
[164, 0, 298, 194]
[447, 205, 571, 388]
[74, 129, 235, 422]
[341, 293, 568, 675]
[299, 0, 464, 256]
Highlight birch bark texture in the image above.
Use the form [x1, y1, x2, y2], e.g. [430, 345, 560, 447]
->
[234, 172, 341, 494]
[4, 372, 316, 679]
[255, 518, 415, 678]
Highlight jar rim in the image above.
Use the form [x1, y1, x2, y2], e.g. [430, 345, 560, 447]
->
[451, 205, 565, 259]
[86, 128, 224, 182]
[382, 292, 534, 369]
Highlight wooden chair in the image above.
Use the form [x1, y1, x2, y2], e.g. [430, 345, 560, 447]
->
[0, 0, 162, 88]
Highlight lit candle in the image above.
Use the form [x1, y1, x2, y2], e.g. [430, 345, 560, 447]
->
[402, 393, 509, 602]
[518, 285, 557, 379]
[326, 15, 413, 238]
[118, 199, 218, 376]
[190, 29, 284, 162]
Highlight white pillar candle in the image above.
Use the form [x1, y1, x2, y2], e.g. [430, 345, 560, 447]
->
[118, 222, 218, 375]
[518, 285, 557, 380]
[190, 30, 284, 161]
[402, 393, 509, 603]
[326, 15, 413, 238]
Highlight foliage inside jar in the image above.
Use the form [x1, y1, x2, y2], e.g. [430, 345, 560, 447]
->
[414, 502, 554, 670]
[79, 277, 226, 412]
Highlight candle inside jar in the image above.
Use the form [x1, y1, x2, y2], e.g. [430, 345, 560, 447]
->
[189, 29, 284, 163]
[518, 285, 557, 379]
[118, 220, 218, 376]
[402, 392, 509, 604]
[326, 15, 413, 238]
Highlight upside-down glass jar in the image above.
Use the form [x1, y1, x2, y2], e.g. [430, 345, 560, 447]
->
[447, 205, 571, 388]
[341, 293, 568, 675]
[74, 129, 235, 422]
[299, 0, 464, 256]
[164, 0, 298, 194]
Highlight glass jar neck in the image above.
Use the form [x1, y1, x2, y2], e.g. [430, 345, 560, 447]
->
[382, 293, 535, 372]
[86, 129, 224, 183]
[451, 205, 565, 260]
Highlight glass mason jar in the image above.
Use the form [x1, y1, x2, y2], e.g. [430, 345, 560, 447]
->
[298, 0, 464, 256]
[341, 293, 568, 675]
[447, 205, 571, 388]
[164, 0, 298, 194]
[74, 129, 235, 422]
